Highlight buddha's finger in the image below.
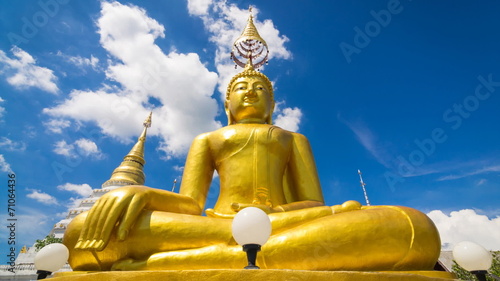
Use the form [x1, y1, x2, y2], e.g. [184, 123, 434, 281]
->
[94, 197, 129, 250]
[92, 197, 117, 241]
[97, 196, 132, 249]
[76, 199, 104, 248]
[81, 206, 107, 249]
[84, 198, 108, 243]
[117, 195, 146, 241]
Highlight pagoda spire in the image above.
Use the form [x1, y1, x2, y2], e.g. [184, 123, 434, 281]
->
[102, 112, 152, 188]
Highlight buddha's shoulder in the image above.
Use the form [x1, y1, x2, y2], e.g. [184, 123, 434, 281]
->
[194, 124, 300, 140]
[213, 124, 296, 135]
[271, 127, 312, 145]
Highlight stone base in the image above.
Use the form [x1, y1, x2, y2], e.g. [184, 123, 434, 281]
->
[52, 269, 456, 281]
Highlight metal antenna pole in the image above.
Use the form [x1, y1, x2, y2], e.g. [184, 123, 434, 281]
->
[357, 169, 371, 206]
[171, 179, 177, 192]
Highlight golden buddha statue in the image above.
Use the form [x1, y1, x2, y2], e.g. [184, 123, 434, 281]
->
[63, 12, 441, 273]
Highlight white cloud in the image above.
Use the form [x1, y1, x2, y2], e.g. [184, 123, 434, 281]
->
[57, 51, 100, 70]
[23, 125, 37, 139]
[0, 97, 5, 121]
[341, 115, 500, 183]
[339, 116, 443, 178]
[46, 90, 146, 142]
[274, 106, 302, 132]
[427, 209, 500, 251]
[340, 117, 394, 169]
[56, 212, 68, 218]
[67, 197, 85, 209]
[75, 138, 102, 158]
[26, 190, 58, 205]
[173, 165, 184, 172]
[0, 47, 58, 94]
[45, 1, 298, 157]
[44, 119, 71, 134]
[0, 137, 26, 151]
[53, 138, 102, 159]
[437, 165, 500, 181]
[0, 154, 12, 173]
[44, 1, 221, 158]
[57, 183, 93, 197]
[187, 0, 211, 16]
[0, 209, 54, 247]
[476, 178, 487, 186]
[53, 140, 75, 157]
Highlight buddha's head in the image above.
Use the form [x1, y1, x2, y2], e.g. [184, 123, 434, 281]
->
[225, 66, 275, 125]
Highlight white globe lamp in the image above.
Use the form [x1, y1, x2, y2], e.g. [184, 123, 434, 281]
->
[34, 243, 69, 279]
[232, 207, 272, 269]
[453, 241, 493, 281]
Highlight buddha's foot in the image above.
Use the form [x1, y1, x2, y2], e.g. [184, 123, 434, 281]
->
[331, 200, 362, 213]
[111, 258, 147, 271]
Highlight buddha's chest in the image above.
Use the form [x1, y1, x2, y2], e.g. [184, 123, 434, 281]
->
[209, 124, 292, 161]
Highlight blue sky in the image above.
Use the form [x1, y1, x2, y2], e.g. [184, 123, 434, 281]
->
[1, 0, 499, 261]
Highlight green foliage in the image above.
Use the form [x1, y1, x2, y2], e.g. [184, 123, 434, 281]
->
[452, 251, 500, 281]
[452, 260, 476, 280]
[491, 252, 500, 277]
[34, 235, 63, 251]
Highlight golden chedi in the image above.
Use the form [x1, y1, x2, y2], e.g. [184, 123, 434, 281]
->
[63, 12, 441, 273]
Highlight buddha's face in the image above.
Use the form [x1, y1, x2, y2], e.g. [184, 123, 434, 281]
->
[226, 76, 274, 124]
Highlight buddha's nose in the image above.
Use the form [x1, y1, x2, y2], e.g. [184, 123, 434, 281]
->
[246, 88, 256, 96]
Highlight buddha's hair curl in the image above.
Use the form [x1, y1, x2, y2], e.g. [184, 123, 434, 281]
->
[225, 69, 274, 100]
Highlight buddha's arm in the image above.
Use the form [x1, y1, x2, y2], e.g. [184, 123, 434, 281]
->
[75, 134, 215, 251]
[279, 133, 325, 211]
[178, 132, 215, 211]
[75, 186, 202, 251]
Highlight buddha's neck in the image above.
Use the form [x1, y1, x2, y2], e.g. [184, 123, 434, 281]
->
[235, 118, 266, 124]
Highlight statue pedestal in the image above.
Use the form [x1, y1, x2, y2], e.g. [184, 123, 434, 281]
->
[53, 269, 456, 280]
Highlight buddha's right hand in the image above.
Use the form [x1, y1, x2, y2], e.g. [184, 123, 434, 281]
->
[75, 185, 151, 251]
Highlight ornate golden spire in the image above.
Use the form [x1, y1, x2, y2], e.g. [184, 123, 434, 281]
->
[102, 112, 152, 188]
[230, 7, 269, 69]
[227, 7, 273, 100]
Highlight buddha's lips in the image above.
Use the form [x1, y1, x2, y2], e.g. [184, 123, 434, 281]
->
[243, 97, 259, 103]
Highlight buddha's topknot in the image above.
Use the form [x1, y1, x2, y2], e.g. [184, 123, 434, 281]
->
[226, 65, 274, 100]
